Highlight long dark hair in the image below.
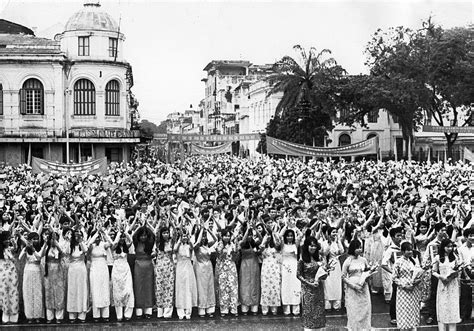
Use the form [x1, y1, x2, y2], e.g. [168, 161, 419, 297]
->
[115, 232, 129, 254]
[221, 229, 232, 246]
[133, 226, 155, 255]
[264, 227, 276, 249]
[415, 220, 429, 237]
[44, 232, 60, 277]
[157, 227, 170, 252]
[283, 229, 296, 245]
[241, 224, 258, 249]
[70, 229, 83, 253]
[347, 239, 362, 256]
[301, 236, 320, 263]
[0, 231, 10, 260]
[26, 232, 40, 255]
[439, 238, 456, 263]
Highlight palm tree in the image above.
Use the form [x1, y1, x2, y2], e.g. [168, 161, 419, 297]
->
[265, 45, 346, 145]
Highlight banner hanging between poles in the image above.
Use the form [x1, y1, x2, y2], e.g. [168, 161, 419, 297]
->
[32, 157, 108, 176]
[266, 136, 378, 157]
[190, 142, 232, 155]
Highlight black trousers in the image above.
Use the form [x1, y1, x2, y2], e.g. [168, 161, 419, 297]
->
[426, 275, 438, 319]
[390, 282, 397, 320]
[460, 280, 473, 320]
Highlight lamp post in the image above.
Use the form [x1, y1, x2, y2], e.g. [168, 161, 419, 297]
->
[64, 88, 72, 164]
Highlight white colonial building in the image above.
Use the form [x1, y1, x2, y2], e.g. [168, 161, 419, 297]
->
[0, 2, 139, 165]
[194, 59, 473, 160]
[238, 79, 283, 157]
[329, 109, 403, 159]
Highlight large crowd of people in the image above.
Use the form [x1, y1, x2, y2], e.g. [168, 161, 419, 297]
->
[0, 154, 473, 331]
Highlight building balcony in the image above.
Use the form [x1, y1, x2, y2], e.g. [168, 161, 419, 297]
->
[224, 114, 236, 122]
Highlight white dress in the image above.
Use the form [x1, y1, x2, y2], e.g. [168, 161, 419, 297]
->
[67, 246, 88, 313]
[89, 242, 111, 309]
[322, 240, 343, 302]
[436, 257, 461, 324]
[112, 251, 134, 308]
[281, 244, 301, 305]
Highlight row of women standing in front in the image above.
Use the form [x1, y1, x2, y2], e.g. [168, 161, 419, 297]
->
[153, 224, 304, 318]
[1, 228, 135, 324]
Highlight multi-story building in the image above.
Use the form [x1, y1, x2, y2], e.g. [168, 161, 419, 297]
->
[330, 106, 474, 161]
[201, 60, 251, 135]
[329, 109, 403, 159]
[237, 79, 283, 157]
[166, 106, 200, 135]
[0, 2, 140, 165]
[198, 59, 473, 160]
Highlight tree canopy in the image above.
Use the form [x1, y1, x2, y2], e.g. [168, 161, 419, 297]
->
[342, 19, 474, 155]
[265, 45, 346, 146]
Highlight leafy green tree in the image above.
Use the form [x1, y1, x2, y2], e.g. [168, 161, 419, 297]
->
[361, 19, 474, 157]
[139, 119, 168, 139]
[337, 74, 426, 146]
[265, 45, 345, 146]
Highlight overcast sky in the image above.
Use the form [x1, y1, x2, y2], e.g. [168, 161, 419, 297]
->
[0, 0, 471, 124]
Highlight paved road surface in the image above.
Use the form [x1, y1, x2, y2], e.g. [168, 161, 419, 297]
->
[3, 293, 474, 330]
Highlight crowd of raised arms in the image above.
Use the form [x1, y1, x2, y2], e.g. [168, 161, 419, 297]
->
[0, 155, 473, 330]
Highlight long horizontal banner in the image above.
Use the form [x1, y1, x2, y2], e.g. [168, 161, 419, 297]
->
[165, 133, 260, 142]
[190, 142, 232, 155]
[266, 136, 378, 157]
[423, 125, 474, 133]
[32, 157, 108, 176]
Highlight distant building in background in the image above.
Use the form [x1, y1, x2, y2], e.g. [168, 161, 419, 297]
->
[173, 59, 473, 161]
[329, 109, 403, 159]
[0, 2, 140, 165]
[166, 105, 200, 134]
[238, 79, 283, 157]
[201, 60, 251, 136]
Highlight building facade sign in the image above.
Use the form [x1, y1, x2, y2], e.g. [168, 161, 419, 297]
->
[70, 129, 141, 138]
[423, 125, 474, 133]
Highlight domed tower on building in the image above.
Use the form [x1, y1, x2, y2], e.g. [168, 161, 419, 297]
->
[60, 2, 125, 62]
[0, 1, 140, 165]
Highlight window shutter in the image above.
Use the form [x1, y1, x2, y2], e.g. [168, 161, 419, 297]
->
[19, 89, 26, 114]
[40, 90, 44, 115]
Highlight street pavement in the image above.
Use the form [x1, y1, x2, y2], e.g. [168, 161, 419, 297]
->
[3, 293, 474, 330]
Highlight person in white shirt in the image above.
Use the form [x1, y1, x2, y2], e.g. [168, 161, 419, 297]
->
[381, 227, 403, 326]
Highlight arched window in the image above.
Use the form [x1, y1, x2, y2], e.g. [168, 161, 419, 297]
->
[367, 133, 378, 140]
[0, 83, 3, 115]
[74, 79, 95, 115]
[338, 133, 351, 146]
[19, 78, 44, 115]
[105, 80, 120, 116]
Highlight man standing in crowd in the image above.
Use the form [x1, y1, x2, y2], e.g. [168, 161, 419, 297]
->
[381, 226, 403, 325]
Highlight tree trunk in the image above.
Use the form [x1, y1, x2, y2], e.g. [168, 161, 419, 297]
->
[445, 132, 458, 161]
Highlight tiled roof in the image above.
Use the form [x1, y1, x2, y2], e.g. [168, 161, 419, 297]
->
[0, 34, 59, 47]
[0, 33, 61, 55]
